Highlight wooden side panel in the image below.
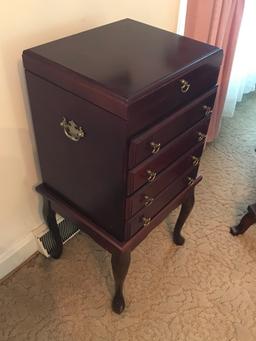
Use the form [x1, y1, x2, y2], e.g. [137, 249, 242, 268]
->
[26, 71, 128, 241]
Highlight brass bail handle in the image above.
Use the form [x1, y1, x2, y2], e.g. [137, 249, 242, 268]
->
[147, 170, 157, 182]
[197, 132, 207, 142]
[144, 195, 154, 207]
[187, 177, 194, 186]
[150, 142, 161, 154]
[142, 216, 151, 227]
[203, 105, 213, 117]
[60, 117, 85, 142]
[180, 79, 190, 93]
[191, 155, 200, 167]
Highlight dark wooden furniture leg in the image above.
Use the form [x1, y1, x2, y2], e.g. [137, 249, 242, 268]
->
[111, 251, 131, 314]
[173, 188, 195, 245]
[230, 203, 256, 236]
[43, 198, 63, 259]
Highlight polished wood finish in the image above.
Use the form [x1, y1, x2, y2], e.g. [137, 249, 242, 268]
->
[23, 19, 222, 119]
[36, 177, 202, 254]
[23, 19, 222, 313]
[126, 167, 199, 238]
[128, 88, 217, 168]
[25, 71, 127, 241]
[127, 118, 209, 194]
[125, 143, 203, 219]
[230, 203, 256, 236]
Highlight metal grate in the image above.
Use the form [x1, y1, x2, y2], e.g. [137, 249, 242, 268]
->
[39, 219, 80, 255]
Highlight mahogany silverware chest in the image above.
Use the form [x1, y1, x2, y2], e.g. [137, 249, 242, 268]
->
[23, 19, 222, 314]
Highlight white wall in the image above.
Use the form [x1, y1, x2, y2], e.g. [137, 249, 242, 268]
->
[0, 0, 180, 278]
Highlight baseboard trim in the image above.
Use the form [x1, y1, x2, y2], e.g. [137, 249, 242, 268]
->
[0, 252, 39, 284]
[0, 233, 38, 280]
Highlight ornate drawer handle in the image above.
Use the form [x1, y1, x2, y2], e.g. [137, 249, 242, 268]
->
[150, 142, 161, 154]
[147, 170, 157, 182]
[142, 216, 151, 226]
[191, 155, 200, 166]
[180, 79, 190, 93]
[60, 117, 85, 142]
[144, 195, 154, 207]
[203, 105, 213, 117]
[187, 177, 195, 186]
[197, 132, 206, 142]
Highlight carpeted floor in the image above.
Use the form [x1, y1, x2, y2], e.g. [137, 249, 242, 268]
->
[1, 92, 256, 341]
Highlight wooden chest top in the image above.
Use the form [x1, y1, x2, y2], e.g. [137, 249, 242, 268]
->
[23, 18, 221, 118]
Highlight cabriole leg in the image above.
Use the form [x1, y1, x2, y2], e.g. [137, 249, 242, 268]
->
[111, 251, 131, 314]
[42, 197, 63, 259]
[173, 188, 195, 246]
[230, 208, 256, 236]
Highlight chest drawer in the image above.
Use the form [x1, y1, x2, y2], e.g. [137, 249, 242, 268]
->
[128, 88, 216, 168]
[125, 143, 203, 219]
[127, 117, 209, 195]
[127, 50, 222, 135]
[126, 166, 199, 239]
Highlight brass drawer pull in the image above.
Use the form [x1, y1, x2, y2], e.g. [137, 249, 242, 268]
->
[197, 132, 206, 142]
[142, 216, 151, 226]
[203, 105, 213, 117]
[144, 195, 154, 207]
[180, 79, 190, 93]
[150, 142, 161, 154]
[147, 170, 157, 182]
[187, 177, 195, 186]
[60, 117, 85, 142]
[191, 155, 200, 166]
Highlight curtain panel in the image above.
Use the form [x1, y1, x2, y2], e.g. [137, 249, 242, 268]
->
[184, 0, 245, 141]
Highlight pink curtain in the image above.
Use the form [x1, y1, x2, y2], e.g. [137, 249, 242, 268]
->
[185, 0, 245, 141]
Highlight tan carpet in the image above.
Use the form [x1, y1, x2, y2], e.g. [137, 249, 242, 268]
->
[1, 92, 256, 341]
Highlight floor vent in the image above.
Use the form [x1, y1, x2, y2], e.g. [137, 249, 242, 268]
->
[35, 219, 80, 257]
